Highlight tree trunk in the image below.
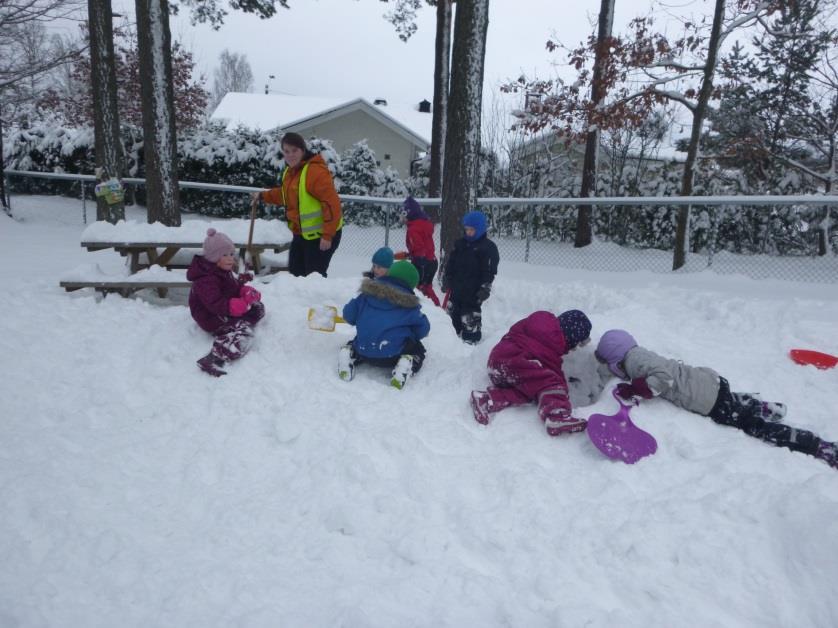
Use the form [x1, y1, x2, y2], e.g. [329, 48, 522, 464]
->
[0, 113, 9, 217]
[135, 0, 180, 226]
[576, 0, 615, 248]
[440, 0, 490, 258]
[673, 0, 724, 269]
[88, 0, 125, 223]
[819, 124, 835, 256]
[428, 0, 452, 213]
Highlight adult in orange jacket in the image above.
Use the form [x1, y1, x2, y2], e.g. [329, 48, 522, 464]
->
[254, 133, 343, 277]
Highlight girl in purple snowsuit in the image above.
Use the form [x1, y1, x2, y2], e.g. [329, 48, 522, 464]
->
[188, 228, 265, 377]
[470, 309, 592, 436]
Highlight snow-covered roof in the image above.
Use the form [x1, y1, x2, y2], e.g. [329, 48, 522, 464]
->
[211, 93, 432, 148]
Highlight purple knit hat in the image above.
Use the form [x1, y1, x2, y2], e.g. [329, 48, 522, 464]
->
[557, 309, 592, 350]
[203, 228, 235, 263]
[595, 329, 638, 378]
[403, 196, 428, 221]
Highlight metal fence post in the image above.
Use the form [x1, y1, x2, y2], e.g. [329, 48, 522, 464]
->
[383, 202, 390, 247]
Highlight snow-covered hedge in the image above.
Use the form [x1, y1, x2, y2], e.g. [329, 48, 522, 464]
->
[4, 121, 833, 254]
[2, 121, 411, 222]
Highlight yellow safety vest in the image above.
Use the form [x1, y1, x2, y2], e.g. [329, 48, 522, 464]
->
[282, 163, 343, 240]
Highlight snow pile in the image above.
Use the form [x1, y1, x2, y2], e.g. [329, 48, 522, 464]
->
[1, 196, 837, 627]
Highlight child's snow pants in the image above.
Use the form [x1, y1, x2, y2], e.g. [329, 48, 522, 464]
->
[210, 302, 265, 362]
[708, 377, 821, 456]
[485, 355, 572, 423]
[448, 300, 482, 344]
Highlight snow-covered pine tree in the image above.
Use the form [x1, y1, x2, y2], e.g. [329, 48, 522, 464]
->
[339, 140, 386, 226]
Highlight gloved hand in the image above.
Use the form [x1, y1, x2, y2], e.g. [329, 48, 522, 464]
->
[615, 378, 654, 402]
[228, 297, 250, 317]
[238, 272, 254, 284]
[240, 285, 262, 304]
[475, 283, 491, 304]
[394, 250, 409, 260]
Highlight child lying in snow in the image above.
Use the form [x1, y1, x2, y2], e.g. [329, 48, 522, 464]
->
[470, 309, 593, 436]
[595, 329, 838, 470]
[187, 228, 265, 377]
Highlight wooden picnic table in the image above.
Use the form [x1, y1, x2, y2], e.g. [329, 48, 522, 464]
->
[62, 219, 293, 297]
[80, 239, 289, 274]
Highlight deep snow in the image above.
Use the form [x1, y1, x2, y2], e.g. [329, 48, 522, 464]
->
[1, 196, 837, 628]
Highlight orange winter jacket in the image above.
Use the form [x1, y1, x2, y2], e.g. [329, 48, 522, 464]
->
[260, 154, 342, 241]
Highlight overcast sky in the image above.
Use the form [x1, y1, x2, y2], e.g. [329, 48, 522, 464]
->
[105, 0, 667, 110]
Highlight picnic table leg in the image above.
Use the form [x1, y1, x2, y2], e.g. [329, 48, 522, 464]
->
[154, 247, 180, 267]
[145, 247, 159, 268]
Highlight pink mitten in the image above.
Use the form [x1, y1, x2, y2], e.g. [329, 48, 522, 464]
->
[240, 285, 262, 304]
[229, 297, 250, 317]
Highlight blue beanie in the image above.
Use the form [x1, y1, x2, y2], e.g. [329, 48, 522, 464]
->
[557, 309, 592, 350]
[372, 247, 394, 268]
[463, 211, 487, 241]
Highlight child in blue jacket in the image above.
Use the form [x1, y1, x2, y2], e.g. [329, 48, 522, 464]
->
[339, 260, 431, 389]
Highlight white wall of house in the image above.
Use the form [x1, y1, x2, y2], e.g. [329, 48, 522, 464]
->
[288, 109, 424, 179]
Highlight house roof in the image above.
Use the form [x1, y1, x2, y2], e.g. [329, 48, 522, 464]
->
[210, 92, 432, 149]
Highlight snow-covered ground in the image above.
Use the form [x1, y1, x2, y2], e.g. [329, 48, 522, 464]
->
[1, 196, 837, 628]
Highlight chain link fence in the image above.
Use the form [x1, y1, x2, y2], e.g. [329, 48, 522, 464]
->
[6, 170, 838, 284]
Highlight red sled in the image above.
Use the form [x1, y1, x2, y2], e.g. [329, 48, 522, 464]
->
[789, 349, 838, 370]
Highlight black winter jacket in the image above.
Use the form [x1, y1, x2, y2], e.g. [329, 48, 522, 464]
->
[444, 235, 500, 306]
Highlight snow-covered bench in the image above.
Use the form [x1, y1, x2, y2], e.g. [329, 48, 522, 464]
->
[60, 265, 191, 297]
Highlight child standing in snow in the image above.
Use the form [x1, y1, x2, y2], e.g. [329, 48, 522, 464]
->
[399, 196, 441, 306]
[442, 211, 499, 344]
[339, 260, 431, 389]
[595, 329, 838, 470]
[363, 246, 394, 279]
[188, 228, 265, 377]
[470, 310, 592, 436]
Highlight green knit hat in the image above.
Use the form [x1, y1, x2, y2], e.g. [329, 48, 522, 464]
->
[386, 260, 419, 290]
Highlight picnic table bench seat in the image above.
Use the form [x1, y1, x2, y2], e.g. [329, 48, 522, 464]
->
[60, 265, 191, 297]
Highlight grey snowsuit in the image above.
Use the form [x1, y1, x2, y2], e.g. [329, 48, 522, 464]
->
[622, 346, 822, 457]
[623, 346, 720, 414]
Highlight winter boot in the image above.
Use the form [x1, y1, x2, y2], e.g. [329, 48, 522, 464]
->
[470, 390, 493, 425]
[338, 344, 356, 382]
[390, 355, 414, 390]
[197, 352, 227, 377]
[544, 414, 587, 436]
[815, 440, 838, 470]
